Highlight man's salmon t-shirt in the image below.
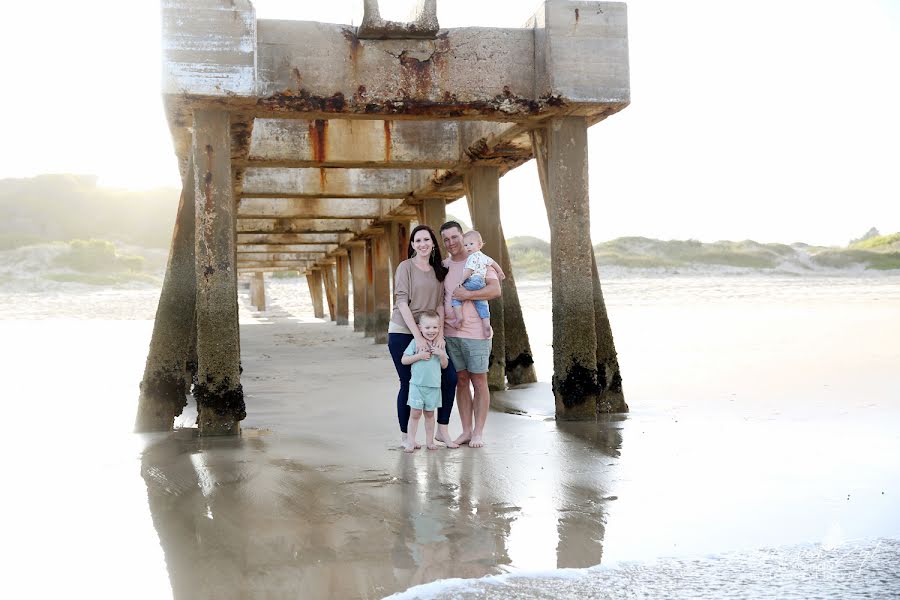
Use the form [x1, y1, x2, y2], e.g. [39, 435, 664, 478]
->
[442, 256, 498, 339]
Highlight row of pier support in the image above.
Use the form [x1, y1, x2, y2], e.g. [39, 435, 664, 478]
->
[136, 110, 626, 435]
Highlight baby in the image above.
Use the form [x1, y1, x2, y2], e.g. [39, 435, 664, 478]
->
[448, 230, 505, 337]
[400, 310, 448, 452]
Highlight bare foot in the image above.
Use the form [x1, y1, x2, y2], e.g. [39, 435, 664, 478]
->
[435, 431, 460, 449]
[469, 434, 485, 448]
[403, 440, 416, 453]
[453, 432, 472, 446]
[427, 443, 438, 450]
[400, 433, 422, 449]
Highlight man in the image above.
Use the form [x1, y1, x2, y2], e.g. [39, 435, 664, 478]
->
[439, 221, 501, 448]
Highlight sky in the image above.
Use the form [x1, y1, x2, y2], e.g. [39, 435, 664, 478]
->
[2, 0, 899, 245]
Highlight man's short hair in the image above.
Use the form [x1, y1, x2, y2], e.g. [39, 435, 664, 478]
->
[439, 220, 463, 236]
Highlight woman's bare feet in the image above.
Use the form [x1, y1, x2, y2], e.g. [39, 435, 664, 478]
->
[469, 434, 485, 448]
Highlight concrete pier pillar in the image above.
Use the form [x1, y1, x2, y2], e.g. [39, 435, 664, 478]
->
[419, 198, 446, 233]
[465, 166, 506, 391]
[250, 272, 266, 311]
[335, 251, 350, 326]
[499, 227, 537, 385]
[372, 230, 391, 344]
[531, 118, 627, 418]
[364, 238, 377, 339]
[348, 241, 367, 332]
[386, 220, 410, 279]
[322, 263, 337, 321]
[307, 268, 325, 319]
[135, 157, 197, 432]
[191, 109, 244, 435]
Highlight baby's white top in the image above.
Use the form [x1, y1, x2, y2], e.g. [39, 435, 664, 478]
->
[464, 251, 493, 278]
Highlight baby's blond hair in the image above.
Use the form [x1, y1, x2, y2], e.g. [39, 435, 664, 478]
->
[463, 230, 483, 243]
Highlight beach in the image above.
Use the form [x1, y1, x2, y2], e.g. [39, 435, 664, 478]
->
[2, 273, 899, 598]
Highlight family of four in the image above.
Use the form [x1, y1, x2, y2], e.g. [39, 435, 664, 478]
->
[386, 221, 505, 452]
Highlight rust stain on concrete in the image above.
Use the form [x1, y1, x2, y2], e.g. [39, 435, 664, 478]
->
[383, 120, 393, 162]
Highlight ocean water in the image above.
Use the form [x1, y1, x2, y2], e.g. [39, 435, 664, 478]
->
[1, 271, 898, 598]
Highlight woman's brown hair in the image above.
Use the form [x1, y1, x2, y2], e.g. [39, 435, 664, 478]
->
[407, 224, 448, 282]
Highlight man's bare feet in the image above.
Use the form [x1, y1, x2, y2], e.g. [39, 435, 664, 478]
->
[469, 434, 485, 448]
[453, 432, 472, 446]
[434, 431, 460, 449]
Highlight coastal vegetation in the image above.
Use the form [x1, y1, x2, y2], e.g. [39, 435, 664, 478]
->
[1, 175, 898, 286]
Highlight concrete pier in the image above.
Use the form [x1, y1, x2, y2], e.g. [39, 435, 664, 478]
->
[135, 160, 196, 431]
[335, 251, 350, 326]
[348, 241, 367, 332]
[307, 268, 326, 319]
[364, 238, 378, 339]
[465, 167, 506, 391]
[146, 0, 631, 432]
[372, 231, 391, 344]
[191, 109, 245, 435]
[250, 272, 266, 311]
[499, 228, 537, 385]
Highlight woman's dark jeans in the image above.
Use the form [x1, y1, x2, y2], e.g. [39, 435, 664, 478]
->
[388, 333, 457, 433]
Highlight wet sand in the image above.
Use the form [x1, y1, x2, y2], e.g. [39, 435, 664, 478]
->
[3, 275, 899, 599]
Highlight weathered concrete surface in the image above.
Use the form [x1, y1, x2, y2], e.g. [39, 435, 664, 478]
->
[364, 238, 378, 338]
[237, 198, 403, 219]
[241, 168, 435, 198]
[418, 197, 446, 233]
[358, 0, 439, 39]
[237, 233, 352, 245]
[529, 1, 630, 107]
[192, 109, 245, 435]
[250, 272, 266, 311]
[322, 263, 337, 321]
[307, 269, 325, 319]
[532, 117, 626, 418]
[499, 228, 537, 386]
[246, 119, 466, 168]
[348, 241, 367, 333]
[237, 244, 337, 254]
[237, 218, 369, 235]
[372, 232, 391, 344]
[465, 167, 505, 391]
[136, 160, 196, 432]
[386, 220, 411, 277]
[335, 252, 350, 326]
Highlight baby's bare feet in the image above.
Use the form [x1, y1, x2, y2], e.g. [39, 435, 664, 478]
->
[403, 440, 416, 453]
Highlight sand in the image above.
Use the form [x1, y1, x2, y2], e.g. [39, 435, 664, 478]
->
[3, 275, 899, 599]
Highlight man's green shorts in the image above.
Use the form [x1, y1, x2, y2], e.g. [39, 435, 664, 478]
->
[445, 337, 491, 374]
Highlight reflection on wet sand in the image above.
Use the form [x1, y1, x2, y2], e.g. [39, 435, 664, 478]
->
[140, 318, 624, 598]
[141, 413, 621, 598]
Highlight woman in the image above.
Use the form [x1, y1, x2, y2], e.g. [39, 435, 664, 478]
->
[388, 225, 459, 449]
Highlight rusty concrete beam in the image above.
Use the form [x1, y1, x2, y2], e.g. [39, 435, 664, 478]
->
[236, 233, 353, 245]
[238, 252, 328, 262]
[244, 119, 469, 169]
[237, 244, 338, 254]
[241, 168, 436, 198]
[237, 198, 400, 220]
[236, 218, 370, 234]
